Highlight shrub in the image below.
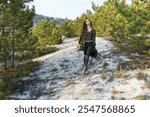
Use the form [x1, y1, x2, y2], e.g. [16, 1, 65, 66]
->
[0, 60, 39, 99]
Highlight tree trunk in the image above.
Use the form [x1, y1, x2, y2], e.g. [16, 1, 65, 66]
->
[2, 27, 7, 70]
[4, 47, 7, 70]
[0, 38, 1, 52]
[11, 29, 15, 68]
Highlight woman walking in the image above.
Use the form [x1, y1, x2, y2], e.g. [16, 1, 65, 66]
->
[79, 18, 97, 75]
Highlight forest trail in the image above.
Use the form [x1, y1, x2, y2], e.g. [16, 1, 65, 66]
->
[10, 37, 150, 100]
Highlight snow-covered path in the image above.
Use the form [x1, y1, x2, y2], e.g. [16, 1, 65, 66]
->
[10, 38, 150, 100]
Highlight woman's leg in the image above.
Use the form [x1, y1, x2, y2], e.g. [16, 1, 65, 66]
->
[82, 43, 88, 75]
[83, 43, 88, 65]
[82, 44, 92, 75]
[85, 46, 92, 65]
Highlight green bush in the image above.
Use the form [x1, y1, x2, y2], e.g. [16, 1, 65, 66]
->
[15, 46, 59, 60]
[144, 39, 150, 54]
[32, 19, 63, 47]
[37, 46, 59, 56]
[0, 61, 39, 99]
[51, 28, 63, 44]
[0, 92, 5, 99]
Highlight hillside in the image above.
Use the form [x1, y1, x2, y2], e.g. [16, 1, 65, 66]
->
[9, 37, 150, 100]
[33, 14, 65, 25]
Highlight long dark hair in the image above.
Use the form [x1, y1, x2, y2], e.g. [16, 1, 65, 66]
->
[82, 18, 93, 31]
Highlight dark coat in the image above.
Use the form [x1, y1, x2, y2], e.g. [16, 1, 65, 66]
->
[79, 28, 96, 45]
[79, 28, 97, 58]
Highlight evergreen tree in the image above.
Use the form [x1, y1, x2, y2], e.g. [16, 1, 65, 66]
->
[72, 0, 150, 54]
[60, 19, 76, 38]
[32, 19, 63, 53]
[74, 13, 87, 36]
[32, 19, 55, 48]
[51, 27, 62, 44]
[0, 0, 35, 69]
[112, 0, 150, 53]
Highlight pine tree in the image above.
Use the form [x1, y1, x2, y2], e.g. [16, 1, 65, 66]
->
[32, 19, 55, 48]
[51, 27, 62, 44]
[32, 19, 63, 54]
[72, 0, 150, 54]
[60, 19, 76, 38]
[0, 0, 35, 69]
[112, 0, 150, 53]
[0, 0, 13, 69]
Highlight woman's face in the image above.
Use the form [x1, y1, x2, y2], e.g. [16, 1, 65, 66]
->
[85, 19, 91, 25]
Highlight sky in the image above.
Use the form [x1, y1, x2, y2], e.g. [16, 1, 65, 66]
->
[28, 0, 131, 20]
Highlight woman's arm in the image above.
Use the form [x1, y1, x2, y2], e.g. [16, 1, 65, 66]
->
[93, 29, 96, 46]
[79, 30, 83, 44]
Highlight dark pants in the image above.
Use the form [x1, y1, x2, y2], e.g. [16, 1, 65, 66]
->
[83, 42, 94, 66]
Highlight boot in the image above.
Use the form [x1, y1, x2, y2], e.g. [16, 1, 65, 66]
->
[82, 65, 87, 75]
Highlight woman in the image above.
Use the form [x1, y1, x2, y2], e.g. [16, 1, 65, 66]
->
[79, 18, 97, 75]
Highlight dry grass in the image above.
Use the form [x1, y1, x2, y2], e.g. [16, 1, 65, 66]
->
[108, 70, 126, 82]
[134, 95, 146, 100]
[146, 81, 150, 89]
[136, 70, 147, 80]
[111, 88, 118, 95]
